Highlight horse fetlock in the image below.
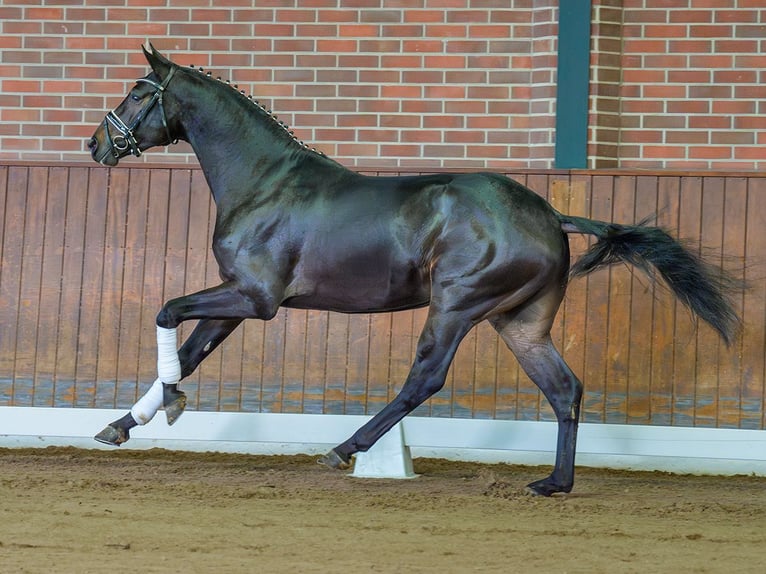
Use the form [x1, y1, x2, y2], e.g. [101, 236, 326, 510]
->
[130, 378, 164, 425]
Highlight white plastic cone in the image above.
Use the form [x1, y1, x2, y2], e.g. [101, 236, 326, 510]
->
[352, 422, 418, 479]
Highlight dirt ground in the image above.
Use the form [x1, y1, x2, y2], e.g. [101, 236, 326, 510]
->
[0, 447, 764, 573]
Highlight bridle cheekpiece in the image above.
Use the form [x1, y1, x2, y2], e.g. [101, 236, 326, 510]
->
[101, 66, 177, 161]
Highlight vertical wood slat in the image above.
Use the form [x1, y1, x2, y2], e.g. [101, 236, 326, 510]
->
[626, 175, 658, 425]
[741, 178, 766, 429]
[94, 168, 128, 407]
[650, 176, 681, 426]
[55, 167, 89, 407]
[0, 165, 762, 432]
[604, 175, 635, 424]
[719, 177, 747, 428]
[582, 174, 613, 423]
[74, 167, 108, 408]
[695, 177, 726, 427]
[116, 168, 150, 409]
[0, 167, 22, 405]
[15, 167, 48, 406]
[34, 167, 68, 407]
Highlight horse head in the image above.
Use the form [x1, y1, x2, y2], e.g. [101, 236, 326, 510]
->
[88, 44, 181, 166]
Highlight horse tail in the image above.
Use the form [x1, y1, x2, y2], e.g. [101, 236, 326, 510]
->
[558, 214, 742, 346]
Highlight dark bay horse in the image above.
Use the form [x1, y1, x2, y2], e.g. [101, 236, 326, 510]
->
[88, 45, 740, 496]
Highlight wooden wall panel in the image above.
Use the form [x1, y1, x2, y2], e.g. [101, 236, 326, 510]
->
[0, 164, 762, 431]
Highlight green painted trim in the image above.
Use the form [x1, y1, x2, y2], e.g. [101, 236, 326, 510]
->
[555, 0, 592, 169]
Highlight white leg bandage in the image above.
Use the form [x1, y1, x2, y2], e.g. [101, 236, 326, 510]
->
[130, 378, 164, 425]
[156, 326, 181, 383]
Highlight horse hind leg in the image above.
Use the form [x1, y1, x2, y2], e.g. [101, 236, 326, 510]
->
[319, 311, 473, 468]
[490, 304, 583, 496]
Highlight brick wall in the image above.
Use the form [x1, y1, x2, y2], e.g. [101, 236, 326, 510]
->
[608, 0, 766, 169]
[0, 0, 764, 170]
[0, 0, 557, 169]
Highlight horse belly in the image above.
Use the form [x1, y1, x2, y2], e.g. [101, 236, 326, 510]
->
[287, 254, 430, 313]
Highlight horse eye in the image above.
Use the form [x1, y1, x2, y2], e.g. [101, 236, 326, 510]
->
[131, 94, 142, 102]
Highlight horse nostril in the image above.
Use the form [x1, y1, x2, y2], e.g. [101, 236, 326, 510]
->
[87, 137, 97, 150]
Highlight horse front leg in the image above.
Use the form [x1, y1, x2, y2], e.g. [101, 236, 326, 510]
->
[94, 318, 243, 446]
[319, 312, 471, 469]
[95, 281, 272, 446]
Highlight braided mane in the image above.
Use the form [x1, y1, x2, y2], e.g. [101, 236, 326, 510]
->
[186, 64, 325, 157]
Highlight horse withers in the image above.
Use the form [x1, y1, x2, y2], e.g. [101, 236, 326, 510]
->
[88, 45, 740, 496]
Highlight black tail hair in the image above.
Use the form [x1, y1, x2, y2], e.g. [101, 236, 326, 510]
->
[560, 214, 742, 346]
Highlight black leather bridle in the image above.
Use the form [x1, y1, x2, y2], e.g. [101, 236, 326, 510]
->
[99, 67, 177, 162]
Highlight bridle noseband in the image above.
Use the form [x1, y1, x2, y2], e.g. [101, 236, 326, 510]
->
[100, 66, 177, 162]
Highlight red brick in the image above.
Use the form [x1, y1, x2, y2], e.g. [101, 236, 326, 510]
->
[380, 115, 419, 128]
[711, 131, 754, 145]
[26, 7, 65, 19]
[295, 24, 338, 38]
[445, 100, 485, 114]
[22, 123, 61, 137]
[667, 70, 711, 83]
[254, 23, 295, 36]
[689, 116, 732, 129]
[734, 147, 766, 160]
[359, 9, 402, 23]
[380, 144, 422, 157]
[358, 129, 398, 142]
[402, 40, 443, 52]
[317, 39, 357, 52]
[470, 25, 511, 38]
[667, 100, 709, 114]
[714, 70, 758, 83]
[689, 146, 732, 159]
[317, 10, 359, 23]
[45, 80, 84, 93]
[445, 130, 484, 144]
[735, 85, 766, 99]
[688, 85, 733, 99]
[624, 37, 667, 54]
[669, 10, 713, 23]
[715, 9, 759, 23]
[339, 24, 379, 36]
[404, 10, 444, 23]
[382, 55, 422, 68]
[665, 131, 709, 144]
[716, 39, 759, 52]
[382, 24, 424, 37]
[446, 40, 488, 53]
[643, 146, 686, 159]
[690, 25, 735, 37]
[425, 24, 467, 37]
[360, 39, 401, 53]
[623, 69, 666, 83]
[642, 85, 687, 99]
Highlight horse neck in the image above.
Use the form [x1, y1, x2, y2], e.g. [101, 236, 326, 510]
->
[173, 73, 302, 206]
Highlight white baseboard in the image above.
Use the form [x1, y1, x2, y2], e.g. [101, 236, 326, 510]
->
[1, 406, 764, 476]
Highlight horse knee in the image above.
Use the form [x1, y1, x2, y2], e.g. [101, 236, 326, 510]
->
[156, 300, 182, 329]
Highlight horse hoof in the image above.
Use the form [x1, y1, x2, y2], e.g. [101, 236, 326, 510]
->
[164, 391, 187, 426]
[526, 478, 571, 497]
[94, 424, 129, 446]
[317, 449, 350, 470]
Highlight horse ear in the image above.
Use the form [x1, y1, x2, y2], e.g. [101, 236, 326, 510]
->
[142, 42, 173, 78]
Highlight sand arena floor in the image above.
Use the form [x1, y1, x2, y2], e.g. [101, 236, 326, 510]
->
[0, 447, 764, 573]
